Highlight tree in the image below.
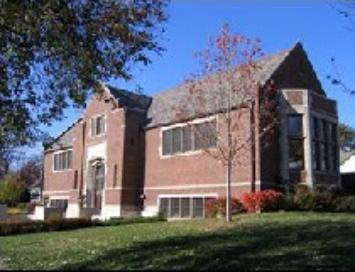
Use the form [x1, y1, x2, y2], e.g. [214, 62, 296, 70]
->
[0, 174, 26, 206]
[0, 148, 24, 180]
[0, 0, 168, 151]
[176, 25, 278, 222]
[19, 155, 43, 188]
[328, 1, 355, 95]
[339, 122, 355, 149]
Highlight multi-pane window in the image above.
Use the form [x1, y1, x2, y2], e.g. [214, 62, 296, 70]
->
[182, 126, 192, 152]
[288, 114, 304, 170]
[50, 199, 68, 209]
[181, 198, 191, 218]
[311, 117, 338, 172]
[162, 119, 217, 156]
[288, 114, 303, 137]
[91, 115, 105, 136]
[53, 150, 72, 171]
[159, 196, 212, 218]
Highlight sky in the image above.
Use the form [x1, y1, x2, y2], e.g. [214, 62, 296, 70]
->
[24, 0, 355, 159]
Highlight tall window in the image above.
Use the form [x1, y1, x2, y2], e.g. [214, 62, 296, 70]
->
[91, 115, 105, 136]
[311, 117, 321, 171]
[312, 117, 338, 172]
[54, 150, 72, 171]
[162, 119, 217, 156]
[288, 114, 304, 170]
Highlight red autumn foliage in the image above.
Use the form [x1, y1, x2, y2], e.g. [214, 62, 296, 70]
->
[240, 190, 284, 213]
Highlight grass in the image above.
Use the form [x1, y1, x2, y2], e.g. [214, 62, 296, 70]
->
[1, 212, 355, 270]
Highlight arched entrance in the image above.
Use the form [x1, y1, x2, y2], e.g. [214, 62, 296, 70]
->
[87, 159, 105, 212]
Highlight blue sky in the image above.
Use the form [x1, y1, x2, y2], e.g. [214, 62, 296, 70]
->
[28, 0, 355, 157]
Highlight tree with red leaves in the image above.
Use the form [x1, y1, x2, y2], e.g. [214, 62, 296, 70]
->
[176, 25, 278, 222]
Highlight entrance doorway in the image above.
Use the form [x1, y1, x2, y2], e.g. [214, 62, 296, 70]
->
[87, 160, 105, 212]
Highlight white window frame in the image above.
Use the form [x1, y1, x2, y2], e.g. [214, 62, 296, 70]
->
[159, 115, 218, 159]
[157, 193, 218, 218]
[53, 149, 73, 172]
[90, 113, 107, 137]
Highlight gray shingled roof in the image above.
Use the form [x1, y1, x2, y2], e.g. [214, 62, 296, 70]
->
[146, 45, 292, 128]
[107, 85, 152, 111]
[45, 118, 82, 151]
[46, 43, 300, 151]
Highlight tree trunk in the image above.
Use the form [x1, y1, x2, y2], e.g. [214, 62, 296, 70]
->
[225, 161, 232, 222]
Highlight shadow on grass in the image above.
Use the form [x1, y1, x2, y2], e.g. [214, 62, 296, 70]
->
[61, 218, 355, 270]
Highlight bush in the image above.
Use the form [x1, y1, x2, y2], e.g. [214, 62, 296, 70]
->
[240, 190, 284, 213]
[293, 185, 337, 212]
[333, 196, 355, 212]
[205, 198, 245, 218]
[0, 218, 93, 236]
[0, 215, 165, 236]
[94, 215, 166, 226]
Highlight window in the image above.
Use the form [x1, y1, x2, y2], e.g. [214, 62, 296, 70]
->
[311, 117, 319, 139]
[288, 114, 303, 137]
[322, 120, 329, 141]
[181, 198, 191, 217]
[159, 196, 211, 218]
[50, 199, 68, 210]
[288, 139, 304, 170]
[312, 140, 321, 171]
[182, 126, 192, 152]
[162, 119, 217, 156]
[54, 150, 72, 171]
[162, 129, 172, 155]
[288, 114, 304, 170]
[192, 198, 204, 217]
[160, 198, 169, 217]
[172, 127, 182, 153]
[170, 198, 180, 217]
[91, 115, 105, 136]
[330, 146, 337, 172]
[311, 117, 338, 173]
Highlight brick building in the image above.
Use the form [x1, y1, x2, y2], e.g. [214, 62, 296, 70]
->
[42, 43, 340, 220]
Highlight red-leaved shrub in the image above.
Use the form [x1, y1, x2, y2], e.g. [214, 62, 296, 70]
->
[240, 190, 284, 213]
[205, 197, 245, 218]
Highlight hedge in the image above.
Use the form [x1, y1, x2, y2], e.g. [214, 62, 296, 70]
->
[0, 216, 166, 236]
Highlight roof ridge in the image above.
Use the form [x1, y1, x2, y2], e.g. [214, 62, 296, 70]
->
[151, 43, 296, 99]
[106, 84, 152, 99]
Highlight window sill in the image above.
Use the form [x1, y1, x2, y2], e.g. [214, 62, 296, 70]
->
[53, 169, 73, 173]
[161, 147, 217, 159]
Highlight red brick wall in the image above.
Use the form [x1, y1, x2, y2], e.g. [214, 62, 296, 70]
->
[43, 90, 128, 207]
[83, 92, 126, 206]
[143, 108, 255, 206]
[121, 110, 146, 210]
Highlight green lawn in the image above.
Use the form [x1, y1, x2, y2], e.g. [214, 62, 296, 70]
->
[1, 212, 355, 270]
